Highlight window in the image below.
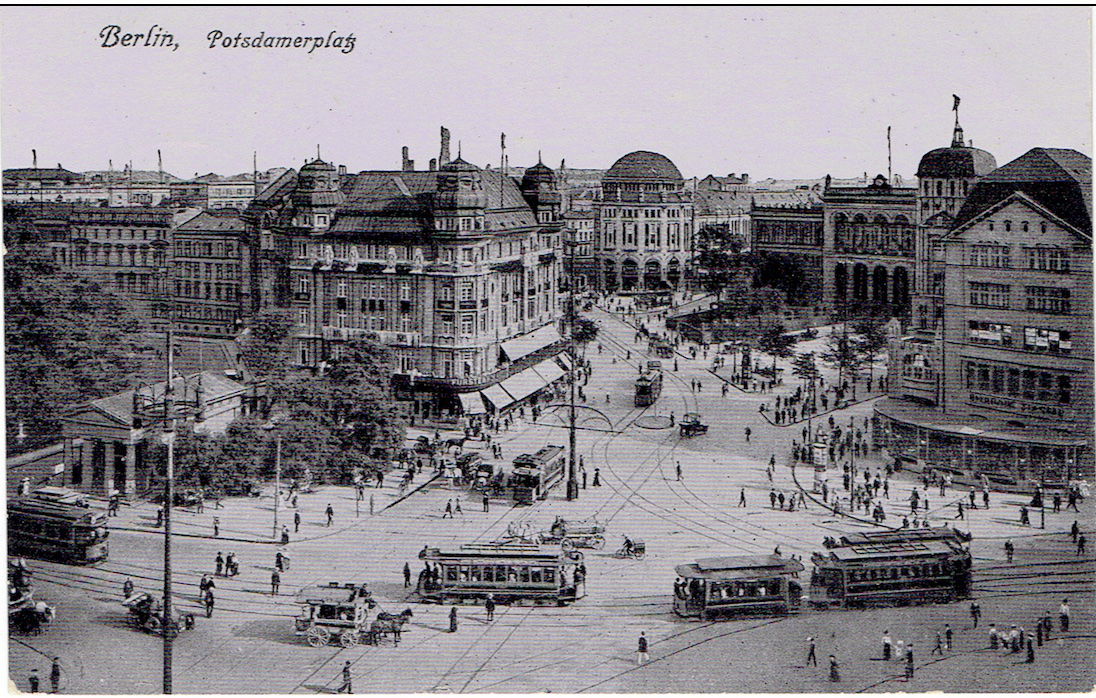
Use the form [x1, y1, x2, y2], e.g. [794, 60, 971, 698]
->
[1024, 327, 1072, 354]
[969, 282, 1009, 308]
[1025, 247, 1070, 273]
[461, 314, 474, 335]
[1025, 286, 1070, 314]
[965, 361, 1072, 404]
[969, 244, 1011, 268]
[968, 321, 1013, 346]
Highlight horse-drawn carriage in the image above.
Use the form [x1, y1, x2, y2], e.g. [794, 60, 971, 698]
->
[122, 592, 195, 635]
[538, 517, 607, 550]
[8, 561, 52, 635]
[294, 582, 414, 647]
[679, 413, 709, 437]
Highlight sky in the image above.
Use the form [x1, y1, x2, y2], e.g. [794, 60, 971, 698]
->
[1, 7, 1091, 180]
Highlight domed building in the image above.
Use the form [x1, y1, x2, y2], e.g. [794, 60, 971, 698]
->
[519, 156, 562, 225]
[916, 122, 997, 224]
[595, 151, 692, 292]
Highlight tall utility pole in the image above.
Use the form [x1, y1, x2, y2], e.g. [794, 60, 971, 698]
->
[274, 431, 281, 537]
[566, 229, 579, 501]
[161, 330, 176, 694]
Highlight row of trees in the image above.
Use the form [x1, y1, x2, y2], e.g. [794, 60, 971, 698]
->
[748, 318, 889, 395]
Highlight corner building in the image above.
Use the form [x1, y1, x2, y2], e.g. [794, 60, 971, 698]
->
[250, 153, 567, 422]
[595, 151, 693, 292]
[877, 148, 1094, 487]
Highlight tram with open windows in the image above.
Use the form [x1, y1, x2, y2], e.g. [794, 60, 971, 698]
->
[673, 555, 804, 620]
[8, 497, 109, 564]
[809, 527, 972, 608]
[417, 542, 586, 606]
[511, 446, 566, 504]
[634, 370, 663, 407]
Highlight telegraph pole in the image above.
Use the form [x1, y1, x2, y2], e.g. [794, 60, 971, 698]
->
[162, 330, 176, 694]
[566, 229, 579, 501]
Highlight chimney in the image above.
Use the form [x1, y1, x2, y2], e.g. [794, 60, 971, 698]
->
[429, 158, 437, 171]
[439, 126, 451, 165]
[401, 146, 414, 172]
[338, 164, 347, 176]
[742, 174, 749, 184]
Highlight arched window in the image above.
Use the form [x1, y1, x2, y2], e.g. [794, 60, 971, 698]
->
[1022, 221, 1029, 232]
[834, 263, 848, 300]
[935, 181, 942, 196]
[1040, 221, 1048, 233]
[892, 266, 910, 307]
[853, 263, 869, 301]
[872, 266, 889, 303]
[1004, 220, 1012, 232]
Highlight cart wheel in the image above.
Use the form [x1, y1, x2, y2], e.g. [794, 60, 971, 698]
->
[635, 551, 646, 560]
[339, 632, 359, 648]
[591, 536, 606, 550]
[307, 627, 330, 647]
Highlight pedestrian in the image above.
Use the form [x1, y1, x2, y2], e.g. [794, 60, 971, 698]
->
[636, 631, 650, 664]
[449, 606, 458, 633]
[904, 644, 914, 679]
[1078, 534, 1087, 556]
[281, 526, 290, 546]
[983, 488, 990, 509]
[744, 426, 751, 442]
[403, 562, 412, 588]
[443, 499, 453, 518]
[806, 636, 817, 667]
[675, 461, 682, 481]
[989, 623, 998, 649]
[271, 570, 280, 595]
[955, 501, 964, 520]
[895, 638, 904, 662]
[338, 660, 352, 693]
[50, 658, 61, 693]
[1020, 505, 1030, 526]
[1059, 598, 1070, 631]
[945, 623, 953, 651]
[1026, 639, 1035, 663]
[1070, 520, 1080, 542]
[29, 668, 40, 693]
[882, 631, 892, 660]
[226, 552, 237, 577]
[593, 468, 601, 487]
[1036, 619, 1044, 646]
[275, 551, 285, 572]
[931, 632, 943, 656]
[294, 510, 301, 533]
[455, 499, 463, 516]
[482, 493, 490, 513]
[1005, 539, 1015, 563]
[212, 516, 220, 537]
[123, 577, 135, 598]
[326, 503, 334, 527]
[156, 506, 163, 527]
[828, 655, 839, 682]
[739, 489, 747, 507]
[204, 588, 215, 617]
[485, 593, 496, 622]
[369, 494, 375, 516]
[582, 468, 588, 489]
[970, 600, 981, 628]
[215, 552, 224, 576]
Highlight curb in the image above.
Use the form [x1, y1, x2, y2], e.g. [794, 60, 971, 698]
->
[787, 460, 895, 530]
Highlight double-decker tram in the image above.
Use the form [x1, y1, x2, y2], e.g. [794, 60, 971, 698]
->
[809, 528, 972, 608]
[511, 445, 566, 504]
[418, 542, 586, 606]
[673, 555, 804, 620]
[8, 498, 109, 564]
[634, 371, 663, 407]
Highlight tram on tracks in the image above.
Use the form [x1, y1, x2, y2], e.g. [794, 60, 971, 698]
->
[634, 370, 663, 407]
[809, 527, 972, 608]
[8, 497, 109, 564]
[673, 555, 804, 620]
[511, 445, 566, 504]
[418, 542, 586, 606]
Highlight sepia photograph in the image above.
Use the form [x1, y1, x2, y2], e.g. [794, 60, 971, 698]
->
[2, 5, 1093, 694]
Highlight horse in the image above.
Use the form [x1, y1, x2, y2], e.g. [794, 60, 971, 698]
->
[368, 608, 414, 645]
[11, 602, 53, 635]
[443, 437, 466, 454]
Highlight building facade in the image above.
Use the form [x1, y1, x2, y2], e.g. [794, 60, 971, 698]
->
[822, 174, 917, 315]
[594, 151, 693, 292]
[249, 146, 568, 421]
[750, 194, 825, 306]
[877, 147, 1094, 487]
[172, 210, 252, 337]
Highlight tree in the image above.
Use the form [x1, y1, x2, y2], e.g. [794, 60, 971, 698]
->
[852, 317, 889, 383]
[4, 252, 154, 446]
[571, 317, 600, 345]
[822, 326, 866, 388]
[756, 322, 797, 377]
[791, 351, 820, 394]
[238, 308, 295, 385]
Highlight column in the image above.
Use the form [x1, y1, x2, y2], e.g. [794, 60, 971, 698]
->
[124, 440, 137, 495]
[104, 441, 116, 496]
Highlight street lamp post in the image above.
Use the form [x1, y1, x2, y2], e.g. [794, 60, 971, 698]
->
[161, 330, 176, 695]
[263, 422, 282, 538]
[565, 230, 579, 501]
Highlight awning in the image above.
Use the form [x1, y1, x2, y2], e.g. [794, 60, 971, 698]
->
[499, 366, 549, 403]
[481, 384, 514, 410]
[457, 391, 486, 415]
[499, 325, 562, 362]
[531, 358, 564, 384]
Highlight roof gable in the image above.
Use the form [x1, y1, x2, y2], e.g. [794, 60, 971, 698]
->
[946, 190, 1092, 243]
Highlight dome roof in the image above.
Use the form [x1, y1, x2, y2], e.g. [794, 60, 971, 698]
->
[916, 146, 997, 179]
[441, 157, 480, 173]
[300, 158, 336, 175]
[521, 161, 555, 189]
[605, 151, 683, 182]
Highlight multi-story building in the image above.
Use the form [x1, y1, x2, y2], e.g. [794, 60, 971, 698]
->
[172, 210, 252, 337]
[822, 174, 917, 315]
[594, 151, 693, 292]
[561, 209, 595, 289]
[693, 190, 751, 251]
[877, 147, 1093, 487]
[250, 142, 567, 421]
[207, 177, 257, 210]
[750, 192, 825, 306]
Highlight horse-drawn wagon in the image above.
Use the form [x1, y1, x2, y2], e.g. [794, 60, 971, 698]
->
[538, 517, 606, 550]
[294, 582, 413, 646]
[122, 592, 195, 635]
[679, 413, 709, 437]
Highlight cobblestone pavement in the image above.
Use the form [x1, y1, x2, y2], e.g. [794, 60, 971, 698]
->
[9, 302, 1094, 693]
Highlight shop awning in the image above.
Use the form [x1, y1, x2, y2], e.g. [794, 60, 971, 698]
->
[457, 391, 486, 415]
[531, 358, 564, 384]
[481, 384, 514, 410]
[499, 366, 549, 403]
[499, 325, 562, 362]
